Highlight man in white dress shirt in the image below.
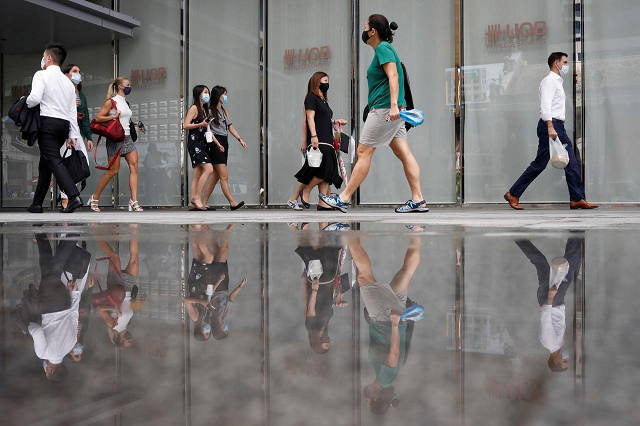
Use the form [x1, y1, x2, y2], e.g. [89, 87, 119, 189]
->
[504, 52, 598, 210]
[515, 236, 584, 373]
[11, 234, 90, 383]
[26, 43, 83, 214]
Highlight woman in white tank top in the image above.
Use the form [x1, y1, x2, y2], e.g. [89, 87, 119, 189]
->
[86, 76, 146, 212]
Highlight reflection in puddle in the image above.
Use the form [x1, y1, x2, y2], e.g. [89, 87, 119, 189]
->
[1, 223, 637, 425]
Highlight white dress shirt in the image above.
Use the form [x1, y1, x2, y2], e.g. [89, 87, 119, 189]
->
[539, 303, 565, 353]
[28, 289, 80, 364]
[110, 292, 133, 332]
[109, 95, 133, 136]
[26, 65, 81, 141]
[539, 71, 566, 122]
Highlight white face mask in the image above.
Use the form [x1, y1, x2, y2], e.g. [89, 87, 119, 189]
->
[43, 360, 48, 373]
[559, 64, 569, 76]
[202, 323, 211, 334]
[70, 73, 82, 84]
[561, 349, 569, 360]
[40, 57, 46, 70]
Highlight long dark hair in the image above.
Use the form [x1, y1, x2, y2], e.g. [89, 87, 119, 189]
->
[368, 14, 398, 43]
[192, 85, 209, 121]
[62, 63, 82, 92]
[306, 72, 328, 102]
[210, 85, 227, 126]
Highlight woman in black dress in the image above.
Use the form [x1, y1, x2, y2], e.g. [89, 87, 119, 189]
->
[183, 85, 213, 211]
[296, 238, 350, 354]
[295, 72, 348, 210]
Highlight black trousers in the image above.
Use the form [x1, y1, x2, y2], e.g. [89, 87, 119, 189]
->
[32, 116, 79, 206]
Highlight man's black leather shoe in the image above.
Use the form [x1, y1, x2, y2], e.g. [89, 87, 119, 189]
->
[27, 205, 43, 214]
[60, 196, 83, 213]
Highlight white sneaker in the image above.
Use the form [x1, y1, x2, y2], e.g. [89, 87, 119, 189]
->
[288, 200, 303, 211]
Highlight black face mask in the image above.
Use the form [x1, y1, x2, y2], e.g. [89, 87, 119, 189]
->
[362, 29, 372, 44]
[319, 83, 329, 93]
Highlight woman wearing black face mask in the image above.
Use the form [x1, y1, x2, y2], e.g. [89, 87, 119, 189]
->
[293, 72, 347, 211]
[321, 15, 429, 214]
[88, 77, 146, 212]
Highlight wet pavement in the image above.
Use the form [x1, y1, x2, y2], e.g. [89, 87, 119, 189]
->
[1, 220, 639, 425]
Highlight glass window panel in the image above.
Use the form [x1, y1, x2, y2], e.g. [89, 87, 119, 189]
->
[266, 0, 351, 205]
[584, 0, 640, 202]
[463, 2, 574, 202]
[118, 0, 183, 206]
[189, 0, 261, 206]
[359, 1, 456, 204]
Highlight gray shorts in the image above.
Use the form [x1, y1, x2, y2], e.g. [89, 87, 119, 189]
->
[360, 281, 407, 322]
[360, 108, 407, 148]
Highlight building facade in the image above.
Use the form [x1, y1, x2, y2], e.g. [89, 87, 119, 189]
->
[1, 0, 638, 208]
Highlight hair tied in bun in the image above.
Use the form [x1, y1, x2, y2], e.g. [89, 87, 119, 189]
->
[390, 21, 398, 31]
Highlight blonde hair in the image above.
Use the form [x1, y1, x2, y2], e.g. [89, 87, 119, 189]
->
[107, 77, 129, 100]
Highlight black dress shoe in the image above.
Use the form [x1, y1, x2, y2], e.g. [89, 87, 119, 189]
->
[27, 205, 43, 214]
[60, 195, 83, 213]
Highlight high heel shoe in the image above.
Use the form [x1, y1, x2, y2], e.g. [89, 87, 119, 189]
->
[87, 195, 100, 212]
[128, 199, 144, 212]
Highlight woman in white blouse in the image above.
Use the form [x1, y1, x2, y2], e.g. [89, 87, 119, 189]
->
[87, 77, 145, 212]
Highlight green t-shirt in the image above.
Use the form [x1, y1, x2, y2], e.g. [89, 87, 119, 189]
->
[367, 41, 406, 110]
[368, 321, 407, 388]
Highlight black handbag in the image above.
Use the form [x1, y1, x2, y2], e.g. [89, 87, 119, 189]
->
[127, 101, 138, 142]
[129, 122, 138, 142]
[62, 147, 91, 191]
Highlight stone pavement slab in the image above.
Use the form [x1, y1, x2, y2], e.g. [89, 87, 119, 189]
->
[1, 207, 639, 229]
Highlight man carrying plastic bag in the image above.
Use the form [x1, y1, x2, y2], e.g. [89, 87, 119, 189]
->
[504, 52, 598, 210]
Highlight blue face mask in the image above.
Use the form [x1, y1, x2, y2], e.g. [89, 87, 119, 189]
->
[202, 323, 211, 334]
[222, 95, 228, 104]
[123, 86, 132, 96]
[201, 93, 210, 104]
[223, 322, 229, 332]
[71, 73, 82, 84]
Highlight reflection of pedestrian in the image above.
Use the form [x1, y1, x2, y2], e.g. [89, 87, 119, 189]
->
[515, 237, 584, 373]
[95, 233, 143, 349]
[504, 52, 598, 210]
[296, 241, 349, 354]
[10, 234, 91, 383]
[184, 224, 247, 342]
[347, 234, 422, 415]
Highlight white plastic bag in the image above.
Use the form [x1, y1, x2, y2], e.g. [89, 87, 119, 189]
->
[307, 147, 323, 167]
[549, 137, 569, 169]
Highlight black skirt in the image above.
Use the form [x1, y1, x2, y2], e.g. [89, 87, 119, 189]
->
[295, 144, 343, 189]
[208, 134, 229, 165]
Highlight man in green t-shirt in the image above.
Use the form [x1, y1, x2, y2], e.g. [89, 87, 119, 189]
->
[347, 232, 422, 415]
[321, 14, 429, 214]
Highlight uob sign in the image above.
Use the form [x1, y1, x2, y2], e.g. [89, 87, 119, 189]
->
[486, 20, 547, 49]
[284, 46, 331, 71]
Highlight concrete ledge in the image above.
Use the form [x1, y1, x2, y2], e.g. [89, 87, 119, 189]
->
[2, 207, 640, 230]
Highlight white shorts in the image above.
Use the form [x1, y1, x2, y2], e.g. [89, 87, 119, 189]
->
[360, 281, 407, 322]
[360, 108, 407, 148]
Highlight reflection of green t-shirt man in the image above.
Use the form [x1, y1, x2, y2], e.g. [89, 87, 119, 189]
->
[368, 321, 407, 387]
